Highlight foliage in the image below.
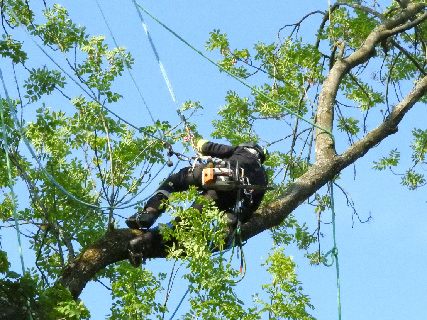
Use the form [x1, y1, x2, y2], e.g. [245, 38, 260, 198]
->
[255, 247, 315, 320]
[0, 259, 89, 320]
[109, 263, 166, 319]
[1, 0, 427, 319]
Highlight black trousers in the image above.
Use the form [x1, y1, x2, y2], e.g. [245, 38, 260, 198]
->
[145, 164, 238, 214]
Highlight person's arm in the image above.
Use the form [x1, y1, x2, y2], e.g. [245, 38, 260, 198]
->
[197, 140, 238, 158]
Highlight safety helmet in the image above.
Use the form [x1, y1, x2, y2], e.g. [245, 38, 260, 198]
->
[239, 142, 267, 164]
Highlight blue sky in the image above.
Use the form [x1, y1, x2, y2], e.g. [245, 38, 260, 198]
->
[2, 1, 427, 319]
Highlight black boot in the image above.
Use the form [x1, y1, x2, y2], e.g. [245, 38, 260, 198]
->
[128, 232, 153, 267]
[126, 208, 159, 229]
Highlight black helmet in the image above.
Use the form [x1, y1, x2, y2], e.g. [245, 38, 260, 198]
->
[239, 142, 267, 163]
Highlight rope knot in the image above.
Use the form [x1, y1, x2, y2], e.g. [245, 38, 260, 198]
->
[322, 246, 338, 267]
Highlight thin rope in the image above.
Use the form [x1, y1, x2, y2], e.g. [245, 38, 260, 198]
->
[135, 3, 335, 143]
[0, 98, 26, 274]
[168, 287, 190, 320]
[0, 3, 185, 212]
[131, 0, 179, 110]
[322, 181, 341, 320]
[93, 0, 163, 138]
[0, 91, 33, 320]
[131, 1, 201, 156]
[0, 67, 108, 211]
[3, 1, 167, 143]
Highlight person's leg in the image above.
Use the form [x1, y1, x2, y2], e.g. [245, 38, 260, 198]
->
[128, 228, 164, 267]
[125, 192, 168, 229]
[126, 165, 205, 229]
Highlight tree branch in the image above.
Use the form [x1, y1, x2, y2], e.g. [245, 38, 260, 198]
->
[390, 38, 427, 76]
[315, 2, 427, 161]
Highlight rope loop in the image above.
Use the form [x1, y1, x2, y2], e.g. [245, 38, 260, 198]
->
[322, 246, 338, 267]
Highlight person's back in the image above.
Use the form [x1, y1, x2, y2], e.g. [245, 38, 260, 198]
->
[126, 140, 268, 229]
[198, 141, 268, 223]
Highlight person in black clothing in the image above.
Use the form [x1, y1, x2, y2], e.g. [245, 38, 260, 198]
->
[126, 140, 268, 230]
[125, 140, 268, 266]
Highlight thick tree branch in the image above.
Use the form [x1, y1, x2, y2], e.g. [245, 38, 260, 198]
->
[246, 72, 427, 239]
[315, 2, 426, 161]
[56, 228, 152, 300]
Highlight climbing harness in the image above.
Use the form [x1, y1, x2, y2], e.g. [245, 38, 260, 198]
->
[201, 158, 273, 192]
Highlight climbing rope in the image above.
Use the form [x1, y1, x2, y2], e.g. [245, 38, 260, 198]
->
[131, 0, 201, 155]
[322, 181, 341, 320]
[93, 0, 163, 139]
[0, 89, 33, 320]
[135, 3, 335, 143]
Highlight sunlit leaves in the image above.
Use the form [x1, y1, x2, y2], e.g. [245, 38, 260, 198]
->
[25, 106, 71, 157]
[158, 189, 259, 319]
[0, 250, 10, 273]
[337, 116, 359, 136]
[30, 4, 88, 52]
[24, 68, 66, 102]
[78, 35, 133, 101]
[110, 263, 165, 319]
[255, 247, 315, 320]
[2, 0, 34, 27]
[0, 98, 22, 149]
[205, 29, 230, 53]
[341, 74, 385, 111]
[205, 29, 250, 78]
[39, 285, 90, 320]
[163, 188, 227, 258]
[401, 169, 425, 190]
[263, 38, 323, 86]
[212, 91, 256, 144]
[0, 35, 28, 64]
[372, 149, 400, 171]
[271, 214, 317, 251]
[411, 128, 427, 164]
[326, 7, 380, 51]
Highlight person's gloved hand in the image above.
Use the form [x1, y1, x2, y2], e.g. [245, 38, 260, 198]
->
[196, 138, 208, 152]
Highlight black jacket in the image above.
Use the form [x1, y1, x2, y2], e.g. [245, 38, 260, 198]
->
[200, 141, 268, 221]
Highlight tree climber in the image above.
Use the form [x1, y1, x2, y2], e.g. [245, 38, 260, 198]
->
[126, 139, 268, 266]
